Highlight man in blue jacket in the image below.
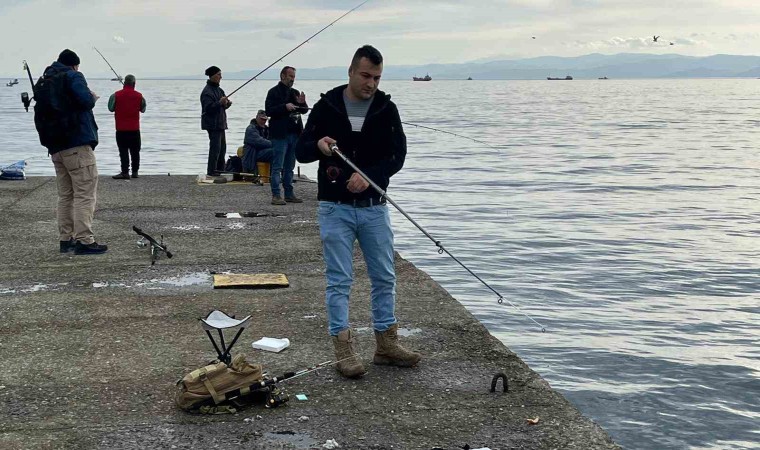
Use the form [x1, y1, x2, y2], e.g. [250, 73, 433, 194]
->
[39, 49, 107, 255]
[242, 109, 273, 174]
[295, 45, 421, 378]
[265, 66, 308, 205]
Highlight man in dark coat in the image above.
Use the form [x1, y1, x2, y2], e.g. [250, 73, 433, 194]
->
[295, 45, 420, 378]
[39, 49, 107, 255]
[265, 66, 308, 205]
[200, 65, 232, 176]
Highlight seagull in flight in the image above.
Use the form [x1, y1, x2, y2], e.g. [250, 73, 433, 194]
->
[653, 35, 660, 42]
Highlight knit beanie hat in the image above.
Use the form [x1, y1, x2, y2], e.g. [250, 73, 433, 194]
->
[57, 49, 80, 66]
[205, 66, 221, 77]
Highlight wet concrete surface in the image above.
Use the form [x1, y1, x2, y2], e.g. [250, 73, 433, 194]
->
[0, 175, 619, 449]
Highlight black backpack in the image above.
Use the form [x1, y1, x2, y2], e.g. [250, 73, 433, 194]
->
[33, 68, 79, 150]
[224, 155, 243, 175]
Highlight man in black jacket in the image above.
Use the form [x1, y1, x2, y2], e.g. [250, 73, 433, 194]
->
[296, 45, 421, 378]
[200, 66, 232, 176]
[265, 66, 308, 205]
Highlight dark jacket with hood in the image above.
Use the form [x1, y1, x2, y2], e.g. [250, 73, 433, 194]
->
[200, 80, 229, 131]
[242, 121, 271, 171]
[265, 82, 308, 139]
[42, 61, 99, 153]
[295, 85, 406, 203]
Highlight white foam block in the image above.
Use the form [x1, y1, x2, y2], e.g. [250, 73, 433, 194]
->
[252, 337, 290, 353]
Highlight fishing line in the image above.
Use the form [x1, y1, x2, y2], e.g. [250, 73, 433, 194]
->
[226, 0, 370, 98]
[400, 121, 498, 150]
[299, 107, 497, 151]
[93, 47, 123, 85]
[329, 143, 546, 332]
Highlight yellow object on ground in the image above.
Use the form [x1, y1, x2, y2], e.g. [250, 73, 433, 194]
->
[237, 146, 244, 158]
[213, 273, 289, 289]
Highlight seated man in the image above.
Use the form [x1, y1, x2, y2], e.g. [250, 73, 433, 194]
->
[242, 109, 273, 174]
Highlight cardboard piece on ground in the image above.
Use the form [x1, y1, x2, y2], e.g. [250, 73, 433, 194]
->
[213, 273, 289, 289]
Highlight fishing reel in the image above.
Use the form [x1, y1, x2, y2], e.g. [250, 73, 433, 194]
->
[21, 92, 32, 112]
[265, 386, 289, 408]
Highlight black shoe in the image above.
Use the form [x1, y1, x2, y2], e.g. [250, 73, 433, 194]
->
[284, 196, 303, 203]
[59, 238, 76, 253]
[74, 241, 108, 255]
[113, 172, 130, 180]
[131, 171, 139, 179]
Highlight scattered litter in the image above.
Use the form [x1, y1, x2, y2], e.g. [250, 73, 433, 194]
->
[526, 417, 540, 425]
[322, 439, 340, 449]
[171, 224, 202, 231]
[252, 337, 290, 353]
[215, 212, 280, 218]
[296, 394, 308, 401]
[302, 315, 317, 319]
[298, 415, 309, 421]
[92, 282, 108, 288]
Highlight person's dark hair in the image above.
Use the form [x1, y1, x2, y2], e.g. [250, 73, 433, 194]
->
[350, 45, 383, 69]
[124, 74, 136, 87]
[280, 66, 295, 77]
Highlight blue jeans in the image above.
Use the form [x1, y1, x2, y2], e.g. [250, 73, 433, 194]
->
[318, 201, 397, 336]
[270, 134, 298, 197]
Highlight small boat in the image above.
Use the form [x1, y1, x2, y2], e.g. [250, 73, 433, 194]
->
[467, 76, 473, 80]
[598, 76, 609, 80]
[6, 79, 18, 87]
[111, 77, 122, 82]
[547, 76, 573, 80]
[413, 74, 432, 81]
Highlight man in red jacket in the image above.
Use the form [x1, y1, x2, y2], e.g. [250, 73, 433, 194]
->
[108, 74, 146, 179]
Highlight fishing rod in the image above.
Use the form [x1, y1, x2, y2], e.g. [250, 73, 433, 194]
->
[93, 47, 123, 85]
[21, 60, 35, 111]
[209, 357, 356, 408]
[401, 121, 498, 150]
[226, 0, 370, 98]
[328, 143, 547, 332]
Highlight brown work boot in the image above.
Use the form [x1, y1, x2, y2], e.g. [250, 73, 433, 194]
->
[271, 195, 286, 206]
[373, 324, 422, 367]
[332, 329, 366, 378]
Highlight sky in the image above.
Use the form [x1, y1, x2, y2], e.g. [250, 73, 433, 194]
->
[2, 0, 760, 78]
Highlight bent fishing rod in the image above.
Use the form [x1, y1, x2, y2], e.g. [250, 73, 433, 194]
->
[226, 0, 370, 98]
[329, 143, 546, 332]
[93, 47, 123, 85]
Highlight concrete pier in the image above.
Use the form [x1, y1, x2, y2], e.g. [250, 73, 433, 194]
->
[0, 175, 619, 449]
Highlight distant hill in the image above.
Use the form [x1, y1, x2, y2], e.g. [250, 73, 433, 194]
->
[154, 53, 760, 80]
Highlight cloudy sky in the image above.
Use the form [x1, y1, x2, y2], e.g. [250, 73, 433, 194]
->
[2, 0, 759, 77]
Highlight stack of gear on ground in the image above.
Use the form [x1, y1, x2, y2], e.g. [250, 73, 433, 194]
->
[175, 353, 288, 414]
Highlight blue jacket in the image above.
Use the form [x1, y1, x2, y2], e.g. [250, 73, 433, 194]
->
[242, 122, 271, 171]
[43, 61, 99, 152]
